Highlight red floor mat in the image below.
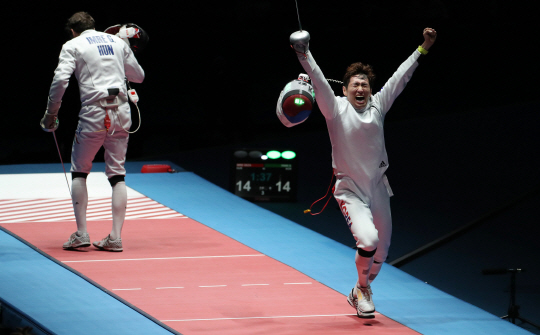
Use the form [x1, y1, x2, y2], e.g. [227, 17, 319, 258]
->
[2, 219, 419, 334]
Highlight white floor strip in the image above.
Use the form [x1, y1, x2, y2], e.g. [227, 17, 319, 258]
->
[127, 198, 157, 204]
[121, 208, 178, 216]
[85, 204, 115, 212]
[0, 202, 72, 213]
[161, 313, 360, 322]
[1, 205, 74, 215]
[124, 204, 165, 210]
[125, 213, 186, 219]
[112, 288, 141, 291]
[124, 213, 185, 220]
[0, 209, 75, 221]
[0, 195, 184, 223]
[241, 284, 270, 286]
[62, 254, 265, 263]
[0, 199, 67, 209]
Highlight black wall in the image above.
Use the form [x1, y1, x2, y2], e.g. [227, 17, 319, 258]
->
[3, 0, 538, 165]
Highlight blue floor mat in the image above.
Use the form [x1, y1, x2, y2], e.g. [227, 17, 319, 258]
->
[0, 162, 532, 335]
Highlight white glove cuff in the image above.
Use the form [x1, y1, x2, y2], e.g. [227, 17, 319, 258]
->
[47, 97, 61, 115]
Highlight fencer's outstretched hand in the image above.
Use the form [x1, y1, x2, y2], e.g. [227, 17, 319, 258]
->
[40, 112, 59, 132]
[421, 28, 437, 50]
[290, 30, 310, 54]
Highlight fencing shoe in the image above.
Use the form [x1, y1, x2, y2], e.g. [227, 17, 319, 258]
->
[93, 235, 123, 252]
[348, 285, 375, 318]
[63, 231, 90, 249]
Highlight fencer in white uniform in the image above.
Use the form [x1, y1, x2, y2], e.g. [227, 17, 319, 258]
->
[281, 28, 437, 318]
[41, 12, 144, 252]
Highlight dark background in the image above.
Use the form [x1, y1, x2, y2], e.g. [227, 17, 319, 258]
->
[3, 1, 540, 333]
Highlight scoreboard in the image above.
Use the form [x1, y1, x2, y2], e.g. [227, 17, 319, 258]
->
[231, 149, 297, 202]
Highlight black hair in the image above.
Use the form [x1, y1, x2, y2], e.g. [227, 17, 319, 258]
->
[342, 62, 376, 89]
[65, 12, 95, 36]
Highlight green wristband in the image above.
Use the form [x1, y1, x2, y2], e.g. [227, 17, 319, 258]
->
[418, 45, 429, 55]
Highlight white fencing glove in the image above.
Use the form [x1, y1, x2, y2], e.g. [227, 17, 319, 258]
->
[40, 111, 59, 132]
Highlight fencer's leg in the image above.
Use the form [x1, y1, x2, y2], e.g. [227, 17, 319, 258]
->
[335, 188, 379, 287]
[62, 172, 91, 249]
[109, 176, 127, 241]
[335, 186, 378, 317]
[71, 173, 89, 235]
[368, 260, 383, 284]
[368, 179, 392, 284]
[353, 247, 376, 317]
[102, 120, 129, 243]
[70, 125, 107, 237]
[90, 176, 125, 252]
[356, 247, 376, 288]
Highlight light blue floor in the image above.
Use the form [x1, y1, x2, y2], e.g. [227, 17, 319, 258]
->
[0, 162, 533, 334]
[0, 228, 180, 335]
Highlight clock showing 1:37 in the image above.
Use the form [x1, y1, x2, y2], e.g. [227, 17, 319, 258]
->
[233, 163, 295, 201]
[250, 172, 272, 182]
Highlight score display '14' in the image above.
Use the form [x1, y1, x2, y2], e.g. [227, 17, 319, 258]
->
[275, 180, 291, 192]
[235, 180, 291, 192]
[231, 156, 297, 201]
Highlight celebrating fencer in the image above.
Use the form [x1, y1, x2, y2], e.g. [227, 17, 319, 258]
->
[277, 27, 437, 318]
[40, 12, 146, 252]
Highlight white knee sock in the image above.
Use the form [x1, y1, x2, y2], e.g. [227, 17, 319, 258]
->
[71, 177, 88, 235]
[110, 182, 127, 240]
[355, 251, 374, 288]
[368, 261, 383, 284]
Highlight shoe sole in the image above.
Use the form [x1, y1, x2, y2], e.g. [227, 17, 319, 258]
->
[348, 289, 375, 318]
[93, 244, 123, 252]
[63, 242, 91, 249]
[357, 312, 375, 319]
[349, 299, 375, 318]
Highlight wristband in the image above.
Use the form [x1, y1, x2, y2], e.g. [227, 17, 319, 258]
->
[417, 45, 429, 55]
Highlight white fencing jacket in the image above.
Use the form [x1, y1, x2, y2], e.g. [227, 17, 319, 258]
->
[289, 50, 421, 200]
[47, 29, 144, 132]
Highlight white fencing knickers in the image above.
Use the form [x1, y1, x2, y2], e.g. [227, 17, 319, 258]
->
[70, 101, 131, 178]
[333, 175, 392, 264]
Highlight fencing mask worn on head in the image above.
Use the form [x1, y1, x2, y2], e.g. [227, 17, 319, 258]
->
[105, 23, 149, 54]
[276, 74, 315, 127]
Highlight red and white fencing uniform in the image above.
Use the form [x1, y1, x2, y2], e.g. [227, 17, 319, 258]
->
[295, 49, 421, 265]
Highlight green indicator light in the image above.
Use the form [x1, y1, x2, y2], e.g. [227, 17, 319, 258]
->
[281, 151, 296, 159]
[294, 98, 305, 106]
[266, 150, 281, 159]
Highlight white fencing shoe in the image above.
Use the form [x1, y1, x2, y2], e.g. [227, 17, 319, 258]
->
[348, 285, 375, 318]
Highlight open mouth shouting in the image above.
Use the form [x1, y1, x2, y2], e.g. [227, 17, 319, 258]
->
[354, 94, 368, 107]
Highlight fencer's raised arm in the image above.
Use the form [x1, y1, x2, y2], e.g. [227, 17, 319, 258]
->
[374, 27, 437, 115]
[374, 52, 420, 115]
[290, 31, 340, 120]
